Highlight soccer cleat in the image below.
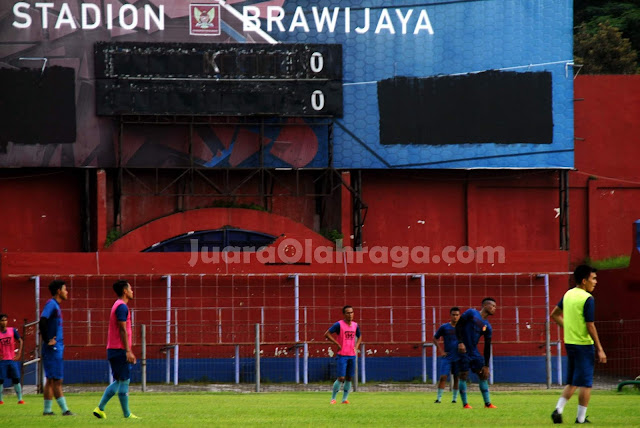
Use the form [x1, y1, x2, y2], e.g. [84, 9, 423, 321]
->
[0, 401, 4, 405]
[575, 417, 591, 424]
[463, 404, 473, 409]
[62, 410, 75, 416]
[485, 403, 497, 409]
[434, 399, 441, 403]
[330, 399, 337, 404]
[43, 412, 55, 416]
[18, 400, 25, 404]
[451, 400, 457, 403]
[551, 409, 563, 424]
[341, 400, 350, 404]
[93, 407, 107, 419]
[126, 413, 140, 419]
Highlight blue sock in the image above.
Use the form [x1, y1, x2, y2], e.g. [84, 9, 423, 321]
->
[56, 397, 69, 412]
[459, 380, 468, 405]
[331, 380, 342, 400]
[452, 389, 459, 402]
[117, 379, 131, 417]
[99, 380, 119, 410]
[479, 380, 491, 405]
[436, 388, 444, 401]
[342, 381, 352, 402]
[44, 399, 53, 413]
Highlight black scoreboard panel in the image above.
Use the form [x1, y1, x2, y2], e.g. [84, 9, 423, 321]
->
[95, 42, 343, 117]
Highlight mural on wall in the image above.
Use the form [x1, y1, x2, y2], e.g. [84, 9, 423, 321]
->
[0, 0, 573, 169]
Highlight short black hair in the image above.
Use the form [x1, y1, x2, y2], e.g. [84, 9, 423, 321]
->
[342, 305, 353, 314]
[574, 265, 597, 285]
[0, 313, 7, 320]
[113, 280, 130, 297]
[48, 280, 66, 297]
[482, 297, 496, 305]
[450, 307, 460, 314]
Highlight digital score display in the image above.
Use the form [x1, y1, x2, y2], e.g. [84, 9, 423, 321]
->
[95, 42, 343, 117]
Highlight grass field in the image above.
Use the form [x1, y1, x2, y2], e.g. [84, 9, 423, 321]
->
[0, 390, 638, 427]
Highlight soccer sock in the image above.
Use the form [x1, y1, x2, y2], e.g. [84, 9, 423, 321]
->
[0, 383, 3, 401]
[556, 396, 568, 414]
[56, 397, 69, 412]
[14, 383, 22, 400]
[478, 380, 491, 405]
[452, 389, 459, 402]
[117, 379, 131, 417]
[44, 399, 53, 413]
[331, 380, 342, 400]
[459, 380, 468, 405]
[99, 380, 119, 410]
[436, 388, 444, 401]
[342, 381, 352, 402]
[577, 405, 587, 423]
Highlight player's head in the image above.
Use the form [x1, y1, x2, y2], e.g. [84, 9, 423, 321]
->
[481, 297, 496, 316]
[342, 305, 354, 321]
[0, 313, 7, 329]
[449, 307, 460, 323]
[574, 265, 597, 291]
[49, 280, 68, 300]
[113, 280, 132, 299]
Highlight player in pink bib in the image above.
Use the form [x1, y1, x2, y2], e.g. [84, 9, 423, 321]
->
[0, 313, 24, 404]
[324, 305, 362, 404]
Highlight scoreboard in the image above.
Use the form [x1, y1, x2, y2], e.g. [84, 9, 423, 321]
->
[95, 42, 343, 117]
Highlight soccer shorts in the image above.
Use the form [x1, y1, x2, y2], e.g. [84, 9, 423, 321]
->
[456, 349, 484, 374]
[565, 344, 595, 387]
[438, 354, 457, 379]
[336, 355, 356, 379]
[107, 349, 131, 381]
[42, 344, 64, 380]
[0, 360, 21, 381]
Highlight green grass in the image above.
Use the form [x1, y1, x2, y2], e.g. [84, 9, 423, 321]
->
[0, 390, 638, 427]
[584, 255, 630, 270]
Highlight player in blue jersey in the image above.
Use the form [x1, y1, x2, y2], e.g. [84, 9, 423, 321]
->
[39, 280, 74, 416]
[434, 307, 460, 403]
[455, 297, 497, 409]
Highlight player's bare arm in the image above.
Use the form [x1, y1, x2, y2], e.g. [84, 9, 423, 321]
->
[324, 330, 341, 350]
[586, 322, 607, 364]
[550, 306, 563, 327]
[118, 320, 136, 364]
[15, 336, 23, 361]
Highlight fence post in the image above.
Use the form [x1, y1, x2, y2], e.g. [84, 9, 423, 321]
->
[543, 273, 551, 389]
[235, 345, 240, 384]
[162, 275, 172, 384]
[255, 323, 260, 392]
[30, 276, 43, 393]
[360, 343, 366, 384]
[141, 324, 147, 392]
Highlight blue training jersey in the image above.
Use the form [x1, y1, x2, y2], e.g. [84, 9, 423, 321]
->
[328, 322, 361, 338]
[434, 323, 458, 354]
[458, 308, 491, 349]
[41, 298, 63, 344]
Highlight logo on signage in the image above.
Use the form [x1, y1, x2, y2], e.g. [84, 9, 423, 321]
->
[190, 4, 221, 36]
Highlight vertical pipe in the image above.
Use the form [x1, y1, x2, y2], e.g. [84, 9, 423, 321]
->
[165, 275, 172, 384]
[218, 308, 222, 343]
[389, 307, 394, 342]
[255, 323, 260, 392]
[174, 344, 179, 386]
[303, 343, 309, 385]
[294, 275, 300, 384]
[31, 276, 42, 393]
[141, 324, 147, 392]
[557, 341, 562, 386]
[515, 307, 520, 342]
[235, 345, 240, 384]
[432, 307, 437, 385]
[88, 309, 92, 345]
[360, 343, 366, 384]
[420, 275, 427, 383]
[489, 344, 494, 385]
[544, 274, 551, 389]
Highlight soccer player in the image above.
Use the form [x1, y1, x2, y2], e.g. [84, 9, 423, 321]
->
[455, 297, 497, 409]
[434, 307, 460, 404]
[550, 265, 606, 424]
[324, 305, 362, 404]
[0, 313, 25, 404]
[93, 280, 139, 419]
[39, 279, 74, 416]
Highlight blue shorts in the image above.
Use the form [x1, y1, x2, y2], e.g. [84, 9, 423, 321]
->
[457, 349, 484, 374]
[336, 355, 356, 379]
[565, 344, 594, 387]
[107, 349, 131, 381]
[42, 344, 64, 380]
[438, 354, 458, 378]
[0, 360, 21, 381]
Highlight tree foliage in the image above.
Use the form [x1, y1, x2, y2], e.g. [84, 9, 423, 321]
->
[574, 22, 639, 74]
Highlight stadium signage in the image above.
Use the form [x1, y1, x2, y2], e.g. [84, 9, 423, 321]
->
[11, 2, 165, 31]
